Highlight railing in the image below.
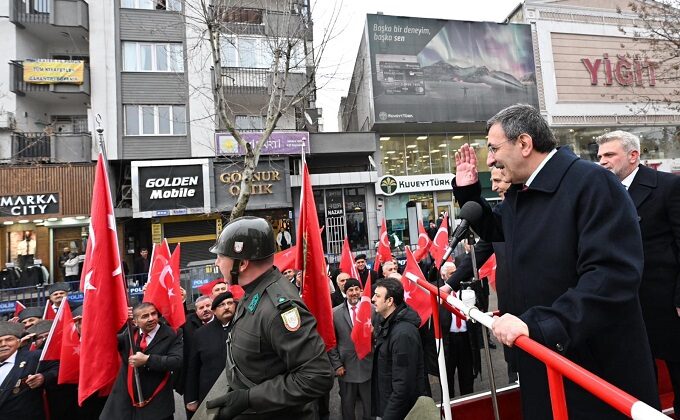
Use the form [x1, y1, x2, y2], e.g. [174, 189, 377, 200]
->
[414, 278, 671, 420]
[10, 61, 47, 95]
[10, 0, 50, 25]
[220, 67, 270, 94]
[11, 132, 51, 162]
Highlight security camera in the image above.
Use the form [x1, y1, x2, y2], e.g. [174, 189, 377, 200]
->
[96, 127, 104, 134]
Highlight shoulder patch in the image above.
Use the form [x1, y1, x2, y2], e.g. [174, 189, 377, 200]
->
[281, 307, 301, 332]
[247, 293, 260, 313]
[265, 280, 293, 309]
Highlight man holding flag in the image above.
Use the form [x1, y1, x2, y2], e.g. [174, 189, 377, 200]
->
[201, 216, 333, 419]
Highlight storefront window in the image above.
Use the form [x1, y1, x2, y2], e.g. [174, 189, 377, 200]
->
[344, 188, 368, 251]
[311, 187, 370, 255]
[553, 126, 680, 162]
[380, 135, 406, 176]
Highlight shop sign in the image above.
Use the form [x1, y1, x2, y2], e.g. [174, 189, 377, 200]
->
[0, 193, 60, 217]
[375, 174, 454, 196]
[215, 131, 309, 156]
[582, 54, 657, 87]
[132, 159, 211, 218]
[214, 159, 291, 211]
[23, 59, 84, 84]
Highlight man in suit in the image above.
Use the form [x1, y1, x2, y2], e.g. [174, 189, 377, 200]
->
[329, 278, 373, 420]
[0, 321, 58, 420]
[597, 130, 680, 415]
[100, 302, 183, 420]
[453, 104, 658, 419]
[185, 292, 235, 415]
[331, 272, 350, 307]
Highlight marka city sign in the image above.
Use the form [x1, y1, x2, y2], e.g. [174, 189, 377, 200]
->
[0, 193, 60, 217]
[582, 54, 657, 87]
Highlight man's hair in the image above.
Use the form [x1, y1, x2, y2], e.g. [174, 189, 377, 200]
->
[195, 295, 212, 306]
[132, 302, 157, 317]
[595, 130, 641, 156]
[375, 277, 404, 307]
[487, 104, 556, 153]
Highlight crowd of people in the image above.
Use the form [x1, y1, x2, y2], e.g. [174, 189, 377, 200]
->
[0, 104, 678, 420]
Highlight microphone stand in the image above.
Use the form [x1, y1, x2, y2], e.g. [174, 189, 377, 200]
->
[468, 232, 500, 420]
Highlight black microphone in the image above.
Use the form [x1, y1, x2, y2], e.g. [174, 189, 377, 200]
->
[440, 201, 484, 264]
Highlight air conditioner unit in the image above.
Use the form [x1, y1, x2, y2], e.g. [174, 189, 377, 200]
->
[0, 111, 16, 130]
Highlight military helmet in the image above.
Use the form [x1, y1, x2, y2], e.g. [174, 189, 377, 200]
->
[210, 216, 276, 260]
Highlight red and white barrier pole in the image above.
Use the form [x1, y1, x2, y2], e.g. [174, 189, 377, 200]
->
[430, 293, 453, 420]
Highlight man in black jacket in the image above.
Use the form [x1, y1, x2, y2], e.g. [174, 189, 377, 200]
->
[100, 302, 183, 420]
[371, 277, 428, 420]
[355, 254, 376, 289]
[185, 292, 235, 415]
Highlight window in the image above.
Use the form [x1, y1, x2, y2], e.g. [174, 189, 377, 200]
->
[124, 105, 186, 135]
[123, 42, 183, 72]
[121, 0, 181, 11]
[51, 116, 88, 133]
[220, 36, 304, 72]
[235, 115, 265, 131]
[221, 7, 263, 24]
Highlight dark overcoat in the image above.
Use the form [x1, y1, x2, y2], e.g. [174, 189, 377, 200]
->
[628, 164, 680, 360]
[454, 147, 659, 419]
[0, 350, 58, 420]
[185, 319, 229, 405]
[100, 323, 183, 420]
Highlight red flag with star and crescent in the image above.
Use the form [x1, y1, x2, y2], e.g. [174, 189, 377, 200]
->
[339, 237, 360, 280]
[13, 301, 26, 318]
[479, 253, 497, 291]
[58, 302, 80, 384]
[295, 161, 336, 350]
[402, 248, 433, 327]
[273, 245, 298, 272]
[78, 154, 129, 405]
[413, 220, 432, 262]
[40, 296, 68, 362]
[376, 218, 393, 268]
[430, 213, 451, 269]
[351, 275, 373, 359]
[143, 240, 185, 330]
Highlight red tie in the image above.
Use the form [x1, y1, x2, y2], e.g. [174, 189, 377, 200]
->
[351, 305, 357, 325]
[139, 333, 147, 351]
[455, 293, 462, 328]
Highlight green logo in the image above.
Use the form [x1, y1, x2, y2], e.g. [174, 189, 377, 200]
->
[380, 176, 398, 195]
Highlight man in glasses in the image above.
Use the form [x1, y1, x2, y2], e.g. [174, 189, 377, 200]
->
[452, 104, 658, 419]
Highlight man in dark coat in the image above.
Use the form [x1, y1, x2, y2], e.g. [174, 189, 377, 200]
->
[355, 254, 377, 289]
[0, 321, 59, 420]
[330, 272, 349, 307]
[453, 104, 659, 419]
[185, 292, 235, 415]
[176, 295, 214, 403]
[371, 277, 428, 420]
[100, 302, 183, 420]
[597, 130, 680, 415]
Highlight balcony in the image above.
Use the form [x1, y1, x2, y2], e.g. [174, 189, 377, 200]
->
[11, 132, 92, 163]
[219, 67, 309, 97]
[10, 60, 90, 98]
[10, 0, 89, 30]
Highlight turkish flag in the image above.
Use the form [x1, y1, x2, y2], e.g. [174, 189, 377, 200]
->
[78, 154, 129, 405]
[479, 253, 497, 291]
[58, 302, 80, 384]
[43, 300, 56, 320]
[376, 218, 392, 269]
[273, 245, 298, 272]
[13, 301, 26, 318]
[430, 213, 451, 269]
[295, 162, 336, 350]
[40, 297, 68, 361]
[351, 275, 373, 359]
[339, 237, 360, 279]
[401, 248, 433, 327]
[413, 220, 432, 262]
[143, 240, 185, 330]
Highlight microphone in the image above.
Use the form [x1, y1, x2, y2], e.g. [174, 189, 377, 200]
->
[440, 201, 484, 264]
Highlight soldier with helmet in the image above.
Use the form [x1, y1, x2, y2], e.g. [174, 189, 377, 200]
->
[199, 216, 333, 420]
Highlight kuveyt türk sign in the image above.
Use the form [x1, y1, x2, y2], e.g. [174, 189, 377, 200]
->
[375, 174, 455, 196]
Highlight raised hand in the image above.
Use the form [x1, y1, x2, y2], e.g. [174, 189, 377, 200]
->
[454, 143, 479, 186]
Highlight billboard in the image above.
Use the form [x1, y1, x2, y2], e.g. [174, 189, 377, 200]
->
[366, 14, 538, 124]
[23, 59, 85, 84]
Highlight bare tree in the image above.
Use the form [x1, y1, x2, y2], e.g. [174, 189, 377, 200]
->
[618, 0, 680, 111]
[184, 0, 340, 220]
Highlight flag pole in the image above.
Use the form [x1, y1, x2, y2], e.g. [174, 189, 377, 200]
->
[95, 116, 145, 405]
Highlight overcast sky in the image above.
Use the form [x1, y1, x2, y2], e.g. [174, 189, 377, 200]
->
[311, 0, 522, 132]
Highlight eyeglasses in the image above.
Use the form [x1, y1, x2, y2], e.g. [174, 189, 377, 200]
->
[487, 139, 511, 155]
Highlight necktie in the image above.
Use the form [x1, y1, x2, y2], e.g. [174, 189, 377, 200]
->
[351, 305, 357, 326]
[455, 292, 462, 328]
[139, 333, 147, 351]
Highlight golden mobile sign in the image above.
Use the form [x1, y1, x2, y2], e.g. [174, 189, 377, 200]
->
[23, 59, 84, 84]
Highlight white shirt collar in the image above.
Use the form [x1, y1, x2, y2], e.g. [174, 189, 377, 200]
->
[526, 148, 558, 187]
[1, 351, 18, 366]
[621, 166, 640, 190]
[140, 323, 161, 342]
